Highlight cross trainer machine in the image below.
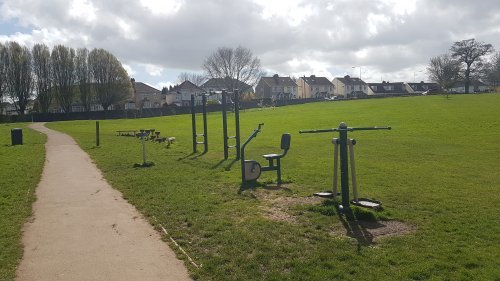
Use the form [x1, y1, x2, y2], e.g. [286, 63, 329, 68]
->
[191, 94, 208, 153]
[299, 122, 391, 210]
[241, 123, 291, 184]
[221, 90, 241, 160]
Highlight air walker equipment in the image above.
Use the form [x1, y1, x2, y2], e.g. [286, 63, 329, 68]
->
[241, 123, 291, 184]
[299, 122, 391, 210]
[191, 94, 208, 153]
[221, 90, 241, 160]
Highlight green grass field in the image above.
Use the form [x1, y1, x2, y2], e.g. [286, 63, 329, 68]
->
[44, 94, 500, 280]
[0, 124, 45, 281]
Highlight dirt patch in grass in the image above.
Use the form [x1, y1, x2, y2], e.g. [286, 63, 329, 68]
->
[331, 220, 415, 244]
[257, 192, 323, 224]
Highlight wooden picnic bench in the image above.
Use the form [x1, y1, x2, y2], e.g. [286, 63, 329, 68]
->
[116, 130, 137, 137]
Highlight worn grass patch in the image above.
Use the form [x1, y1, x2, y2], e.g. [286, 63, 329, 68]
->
[0, 123, 45, 281]
[47, 94, 500, 280]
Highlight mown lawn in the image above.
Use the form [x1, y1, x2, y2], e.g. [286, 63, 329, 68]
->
[47, 94, 500, 280]
[0, 124, 45, 281]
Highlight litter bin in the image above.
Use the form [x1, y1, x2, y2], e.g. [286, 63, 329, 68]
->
[11, 128, 23, 145]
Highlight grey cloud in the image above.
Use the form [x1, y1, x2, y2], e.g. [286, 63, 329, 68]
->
[1, 0, 500, 82]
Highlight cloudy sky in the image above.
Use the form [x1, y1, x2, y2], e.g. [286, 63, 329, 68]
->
[1, 0, 499, 90]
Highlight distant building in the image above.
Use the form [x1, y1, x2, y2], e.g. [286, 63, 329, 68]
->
[255, 74, 298, 100]
[332, 75, 369, 98]
[200, 77, 254, 102]
[130, 78, 163, 110]
[405, 82, 441, 94]
[297, 75, 334, 99]
[165, 80, 205, 107]
[367, 81, 409, 96]
[448, 81, 491, 93]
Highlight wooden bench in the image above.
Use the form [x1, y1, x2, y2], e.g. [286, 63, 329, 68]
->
[116, 130, 137, 137]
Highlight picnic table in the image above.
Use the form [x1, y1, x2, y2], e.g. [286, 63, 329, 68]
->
[116, 130, 137, 137]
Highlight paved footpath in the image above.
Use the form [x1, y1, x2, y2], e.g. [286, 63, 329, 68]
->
[16, 123, 191, 281]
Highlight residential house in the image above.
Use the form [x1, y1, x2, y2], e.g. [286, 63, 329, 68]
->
[297, 75, 335, 99]
[332, 75, 369, 98]
[165, 80, 206, 107]
[255, 74, 298, 100]
[367, 81, 409, 96]
[129, 78, 163, 110]
[448, 81, 491, 93]
[405, 82, 441, 94]
[200, 77, 254, 102]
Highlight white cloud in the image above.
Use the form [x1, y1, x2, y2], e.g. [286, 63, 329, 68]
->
[1, 0, 500, 85]
[143, 64, 164, 77]
[69, 0, 97, 23]
[122, 64, 136, 76]
[139, 0, 184, 16]
[253, 0, 315, 26]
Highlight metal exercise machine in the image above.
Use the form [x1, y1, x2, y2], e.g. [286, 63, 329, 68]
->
[241, 123, 291, 184]
[299, 122, 391, 210]
[191, 94, 208, 153]
[221, 90, 241, 160]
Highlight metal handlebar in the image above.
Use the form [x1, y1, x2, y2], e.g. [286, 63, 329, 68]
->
[299, 126, 391, 134]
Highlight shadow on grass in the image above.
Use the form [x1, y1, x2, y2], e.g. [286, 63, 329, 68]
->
[224, 159, 239, 171]
[238, 181, 292, 193]
[335, 204, 385, 247]
[177, 152, 197, 160]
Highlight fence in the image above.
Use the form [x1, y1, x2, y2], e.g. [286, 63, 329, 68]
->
[0, 98, 330, 123]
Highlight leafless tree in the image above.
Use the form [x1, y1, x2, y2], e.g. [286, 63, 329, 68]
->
[75, 48, 93, 112]
[32, 43, 52, 113]
[202, 46, 263, 91]
[5, 42, 33, 115]
[88, 48, 132, 113]
[177, 72, 207, 86]
[484, 51, 500, 89]
[427, 54, 461, 98]
[450, 38, 493, 93]
[0, 43, 7, 111]
[51, 45, 76, 113]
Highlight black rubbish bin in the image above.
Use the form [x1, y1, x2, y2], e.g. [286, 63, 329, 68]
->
[11, 128, 23, 145]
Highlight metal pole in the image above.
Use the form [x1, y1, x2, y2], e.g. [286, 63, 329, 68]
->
[96, 121, 100, 147]
[202, 94, 208, 153]
[338, 122, 350, 210]
[332, 138, 339, 196]
[234, 90, 241, 160]
[348, 139, 358, 202]
[191, 95, 196, 153]
[142, 136, 146, 164]
[222, 91, 228, 159]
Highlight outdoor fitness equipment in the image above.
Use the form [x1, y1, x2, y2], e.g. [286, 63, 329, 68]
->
[299, 122, 391, 210]
[221, 90, 241, 160]
[191, 94, 208, 153]
[241, 123, 291, 184]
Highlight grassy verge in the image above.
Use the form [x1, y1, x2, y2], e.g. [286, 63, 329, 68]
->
[0, 123, 46, 281]
[47, 94, 500, 280]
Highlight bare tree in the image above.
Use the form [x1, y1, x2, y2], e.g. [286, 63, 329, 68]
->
[32, 43, 52, 113]
[485, 51, 500, 89]
[427, 54, 462, 89]
[427, 54, 461, 98]
[177, 72, 207, 86]
[75, 48, 93, 112]
[51, 45, 76, 113]
[0, 43, 7, 112]
[5, 42, 33, 115]
[450, 38, 493, 93]
[202, 46, 262, 91]
[88, 48, 132, 113]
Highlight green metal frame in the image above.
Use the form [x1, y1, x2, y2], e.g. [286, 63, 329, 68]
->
[299, 122, 391, 210]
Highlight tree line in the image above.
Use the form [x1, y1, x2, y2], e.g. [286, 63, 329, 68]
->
[0, 41, 132, 115]
[427, 38, 499, 94]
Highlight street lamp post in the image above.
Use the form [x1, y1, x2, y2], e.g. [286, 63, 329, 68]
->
[352, 66, 361, 80]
